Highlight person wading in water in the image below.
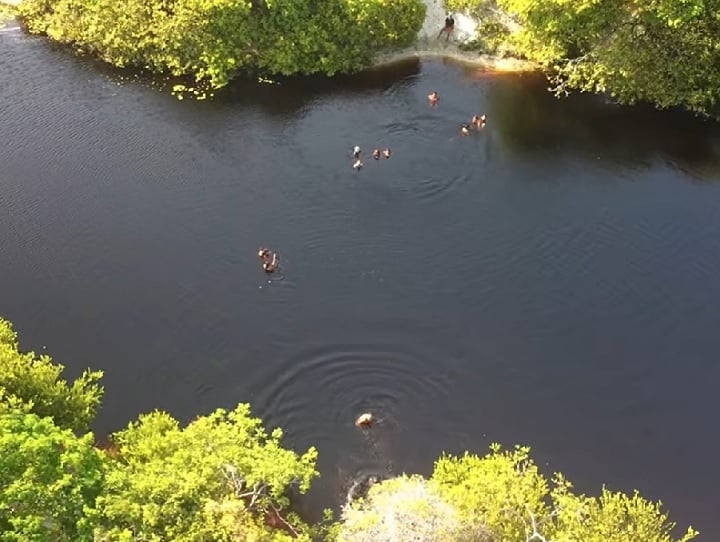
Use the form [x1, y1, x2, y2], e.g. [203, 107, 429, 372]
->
[438, 13, 455, 42]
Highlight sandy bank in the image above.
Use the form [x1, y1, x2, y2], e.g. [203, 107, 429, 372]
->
[373, 0, 536, 72]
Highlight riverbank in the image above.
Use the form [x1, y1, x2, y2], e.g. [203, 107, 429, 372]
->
[372, 0, 536, 72]
[0, 0, 535, 74]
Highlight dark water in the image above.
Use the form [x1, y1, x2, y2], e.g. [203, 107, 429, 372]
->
[2, 21, 720, 539]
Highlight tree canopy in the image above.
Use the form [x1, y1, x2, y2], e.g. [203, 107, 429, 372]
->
[450, 0, 720, 116]
[0, 410, 106, 542]
[17, 0, 425, 91]
[0, 318, 102, 433]
[339, 444, 698, 542]
[93, 404, 319, 542]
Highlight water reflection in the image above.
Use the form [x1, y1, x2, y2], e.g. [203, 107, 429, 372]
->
[214, 59, 422, 115]
[476, 70, 720, 180]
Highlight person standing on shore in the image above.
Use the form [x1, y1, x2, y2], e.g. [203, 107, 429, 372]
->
[438, 13, 455, 42]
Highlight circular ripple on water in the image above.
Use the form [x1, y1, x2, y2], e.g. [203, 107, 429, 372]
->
[252, 344, 453, 452]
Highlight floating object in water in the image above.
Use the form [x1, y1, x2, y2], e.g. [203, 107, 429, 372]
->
[355, 412, 373, 427]
[263, 257, 278, 273]
[260, 251, 278, 273]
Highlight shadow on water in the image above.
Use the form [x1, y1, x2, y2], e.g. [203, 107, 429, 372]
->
[478, 70, 720, 180]
[27, 32, 421, 118]
[212, 59, 422, 116]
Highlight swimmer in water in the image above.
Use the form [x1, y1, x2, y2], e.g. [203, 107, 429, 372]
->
[263, 253, 278, 273]
[460, 124, 471, 136]
[372, 148, 380, 160]
[428, 91, 439, 105]
[382, 148, 391, 159]
[355, 412, 373, 427]
[353, 145, 361, 159]
[353, 159, 363, 170]
[258, 247, 271, 260]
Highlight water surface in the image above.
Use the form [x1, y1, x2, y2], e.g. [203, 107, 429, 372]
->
[2, 24, 720, 539]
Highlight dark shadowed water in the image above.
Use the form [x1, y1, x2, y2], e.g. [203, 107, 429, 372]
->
[2, 20, 720, 539]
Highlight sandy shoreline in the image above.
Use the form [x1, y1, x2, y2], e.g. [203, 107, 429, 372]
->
[372, 45, 536, 73]
[372, 0, 535, 73]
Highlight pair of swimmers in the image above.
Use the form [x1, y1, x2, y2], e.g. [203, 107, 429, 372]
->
[353, 145, 391, 170]
[461, 114, 487, 135]
[258, 248, 278, 273]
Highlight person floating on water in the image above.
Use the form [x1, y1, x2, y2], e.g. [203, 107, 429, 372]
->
[372, 148, 380, 160]
[258, 247, 278, 273]
[428, 91, 439, 105]
[438, 13, 455, 42]
[263, 252, 278, 273]
[382, 148, 391, 159]
[474, 114, 487, 128]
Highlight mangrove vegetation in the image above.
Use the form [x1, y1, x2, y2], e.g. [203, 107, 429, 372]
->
[16, 0, 425, 90]
[448, 0, 720, 117]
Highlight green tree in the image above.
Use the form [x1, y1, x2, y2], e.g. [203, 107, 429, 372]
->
[0, 409, 106, 542]
[337, 475, 486, 542]
[0, 318, 103, 433]
[494, 0, 720, 116]
[432, 444, 549, 541]
[549, 478, 698, 542]
[94, 403, 319, 542]
[335, 444, 698, 542]
[17, 0, 425, 91]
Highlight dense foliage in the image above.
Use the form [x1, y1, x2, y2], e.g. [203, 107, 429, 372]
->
[340, 444, 698, 542]
[0, 410, 106, 542]
[337, 475, 484, 542]
[0, 318, 102, 433]
[93, 404, 319, 541]
[447, 0, 720, 116]
[17, 0, 425, 90]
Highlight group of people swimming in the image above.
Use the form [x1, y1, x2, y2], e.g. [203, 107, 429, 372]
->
[352, 145, 391, 170]
[427, 91, 488, 134]
[257, 247, 279, 273]
[461, 114, 488, 135]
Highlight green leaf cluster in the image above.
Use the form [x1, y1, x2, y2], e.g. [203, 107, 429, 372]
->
[0, 318, 103, 433]
[337, 475, 486, 542]
[339, 443, 698, 542]
[93, 403, 319, 541]
[493, 0, 720, 116]
[0, 410, 106, 542]
[17, 0, 425, 90]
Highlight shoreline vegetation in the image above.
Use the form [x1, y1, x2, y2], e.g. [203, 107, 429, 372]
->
[0, 316, 700, 541]
[8, 0, 720, 117]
